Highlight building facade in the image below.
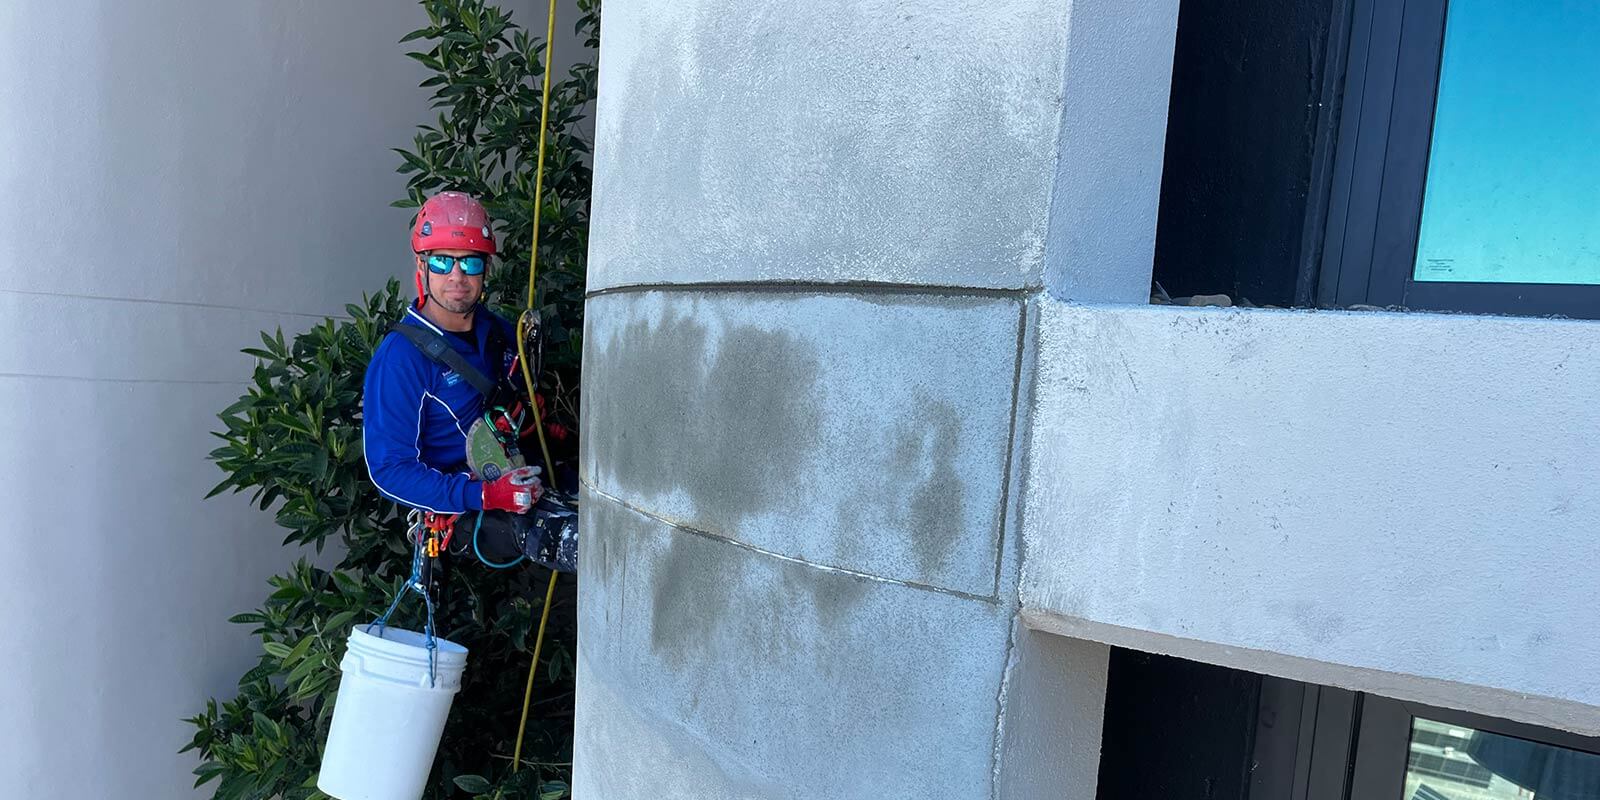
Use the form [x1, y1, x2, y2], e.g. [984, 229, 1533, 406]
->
[576, 0, 1599, 798]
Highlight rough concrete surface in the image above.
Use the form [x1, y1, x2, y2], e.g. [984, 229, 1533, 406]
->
[1043, 0, 1183, 304]
[575, 489, 1013, 799]
[1021, 299, 1600, 733]
[586, 0, 1074, 291]
[994, 627, 1111, 800]
[582, 289, 1023, 597]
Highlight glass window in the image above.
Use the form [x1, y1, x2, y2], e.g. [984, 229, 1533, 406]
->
[1413, 1, 1600, 286]
[1404, 717, 1600, 800]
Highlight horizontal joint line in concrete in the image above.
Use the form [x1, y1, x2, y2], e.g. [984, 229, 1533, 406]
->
[0, 288, 337, 320]
[0, 372, 247, 386]
[586, 280, 1043, 302]
[585, 482, 1002, 605]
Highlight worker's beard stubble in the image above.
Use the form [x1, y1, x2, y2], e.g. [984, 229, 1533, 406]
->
[431, 292, 477, 315]
[423, 268, 482, 316]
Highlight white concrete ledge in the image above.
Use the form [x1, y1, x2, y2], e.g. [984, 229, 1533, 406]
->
[1020, 299, 1600, 734]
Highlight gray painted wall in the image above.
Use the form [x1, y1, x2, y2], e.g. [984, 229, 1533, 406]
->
[0, 1, 458, 795]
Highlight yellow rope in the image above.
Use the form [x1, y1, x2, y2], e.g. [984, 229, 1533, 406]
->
[512, 564, 561, 772]
[510, 0, 562, 776]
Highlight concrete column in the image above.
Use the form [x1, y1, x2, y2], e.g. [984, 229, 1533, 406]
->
[576, 0, 1180, 796]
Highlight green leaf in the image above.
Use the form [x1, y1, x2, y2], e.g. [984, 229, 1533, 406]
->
[252, 711, 280, 737]
[284, 635, 315, 665]
[284, 652, 323, 691]
[322, 610, 359, 634]
[262, 641, 293, 660]
[454, 775, 493, 793]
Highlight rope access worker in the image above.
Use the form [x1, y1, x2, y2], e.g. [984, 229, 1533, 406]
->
[362, 190, 577, 576]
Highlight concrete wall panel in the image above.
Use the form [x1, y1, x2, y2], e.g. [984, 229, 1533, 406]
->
[1020, 300, 1600, 733]
[582, 289, 1022, 596]
[574, 490, 1012, 799]
[587, 0, 1073, 291]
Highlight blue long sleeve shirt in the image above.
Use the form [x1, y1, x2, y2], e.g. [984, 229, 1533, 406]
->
[362, 304, 516, 514]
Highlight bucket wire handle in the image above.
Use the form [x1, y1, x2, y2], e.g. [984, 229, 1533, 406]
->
[366, 509, 439, 687]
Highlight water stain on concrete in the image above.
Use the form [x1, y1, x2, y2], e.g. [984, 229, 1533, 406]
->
[884, 399, 967, 576]
[649, 527, 740, 669]
[586, 298, 822, 533]
[647, 528, 872, 673]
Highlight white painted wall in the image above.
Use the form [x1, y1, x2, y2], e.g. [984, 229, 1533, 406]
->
[1020, 300, 1600, 735]
[0, 1, 458, 795]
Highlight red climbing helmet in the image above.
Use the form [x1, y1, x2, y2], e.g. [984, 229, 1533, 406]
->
[411, 191, 497, 255]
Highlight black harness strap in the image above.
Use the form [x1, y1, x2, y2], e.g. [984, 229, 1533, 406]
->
[390, 323, 498, 399]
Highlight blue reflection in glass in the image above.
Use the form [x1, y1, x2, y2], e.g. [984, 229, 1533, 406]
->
[1414, 1, 1600, 286]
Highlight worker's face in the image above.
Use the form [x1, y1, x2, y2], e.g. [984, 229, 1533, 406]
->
[418, 248, 487, 315]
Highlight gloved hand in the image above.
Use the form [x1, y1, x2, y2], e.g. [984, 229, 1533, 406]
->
[481, 466, 542, 513]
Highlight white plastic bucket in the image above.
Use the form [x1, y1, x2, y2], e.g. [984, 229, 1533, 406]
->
[317, 625, 468, 800]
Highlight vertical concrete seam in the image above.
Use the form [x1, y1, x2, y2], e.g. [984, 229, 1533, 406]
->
[989, 611, 1024, 800]
[988, 294, 1039, 799]
[991, 298, 1030, 597]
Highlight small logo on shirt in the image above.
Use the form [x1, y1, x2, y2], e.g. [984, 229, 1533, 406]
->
[442, 370, 462, 387]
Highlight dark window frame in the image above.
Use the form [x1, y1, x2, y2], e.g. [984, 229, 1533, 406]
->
[1317, 0, 1600, 318]
[1347, 694, 1600, 798]
[1250, 679, 1365, 800]
[1252, 680, 1600, 800]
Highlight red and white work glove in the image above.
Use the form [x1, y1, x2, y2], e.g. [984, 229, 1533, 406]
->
[481, 466, 543, 513]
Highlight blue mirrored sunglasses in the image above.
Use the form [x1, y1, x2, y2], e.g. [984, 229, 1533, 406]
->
[425, 253, 488, 276]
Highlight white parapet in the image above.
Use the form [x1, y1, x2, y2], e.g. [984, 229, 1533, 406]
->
[1021, 298, 1600, 735]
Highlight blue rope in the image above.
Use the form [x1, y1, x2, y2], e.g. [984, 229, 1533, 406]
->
[366, 512, 438, 687]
